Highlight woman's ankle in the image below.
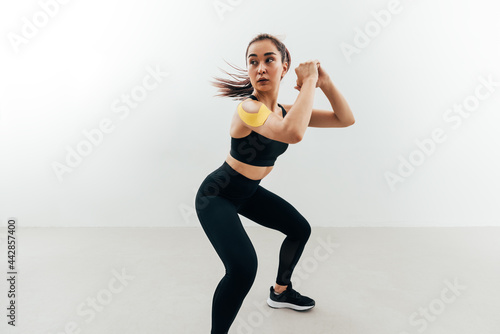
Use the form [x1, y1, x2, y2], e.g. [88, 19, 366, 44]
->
[274, 284, 288, 293]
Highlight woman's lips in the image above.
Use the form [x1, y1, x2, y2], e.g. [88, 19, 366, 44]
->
[258, 79, 269, 83]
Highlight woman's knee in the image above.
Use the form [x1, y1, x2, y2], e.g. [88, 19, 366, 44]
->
[288, 217, 311, 241]
[299, 219, 312, 243]
[227, 252, 258, 284]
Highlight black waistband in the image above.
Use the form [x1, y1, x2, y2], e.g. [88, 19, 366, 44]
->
[222, 161, 261, 183]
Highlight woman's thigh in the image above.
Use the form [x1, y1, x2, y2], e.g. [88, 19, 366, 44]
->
[196, 195, 258, 273]
[237, 185, 311, 239]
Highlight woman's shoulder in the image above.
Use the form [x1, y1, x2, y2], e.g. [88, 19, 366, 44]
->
[238, 96, 261, 114]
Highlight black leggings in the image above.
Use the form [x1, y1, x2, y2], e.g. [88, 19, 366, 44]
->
[195, 161, 311, 334]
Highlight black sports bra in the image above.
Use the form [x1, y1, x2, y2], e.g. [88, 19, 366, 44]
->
[230, 95, 289, 167]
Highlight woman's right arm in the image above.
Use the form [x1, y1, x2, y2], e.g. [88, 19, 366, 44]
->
[282, 77, 317, 142]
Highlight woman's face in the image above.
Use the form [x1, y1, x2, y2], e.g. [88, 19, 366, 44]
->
[246, 40, 288, 92]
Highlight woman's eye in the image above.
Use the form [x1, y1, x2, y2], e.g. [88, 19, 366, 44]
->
[250, 58, 273, 65]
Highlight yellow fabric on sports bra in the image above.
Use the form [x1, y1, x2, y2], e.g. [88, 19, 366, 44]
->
[237, 100, 272, 127]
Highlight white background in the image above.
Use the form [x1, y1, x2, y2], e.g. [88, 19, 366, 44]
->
[1, 0, 499, 227]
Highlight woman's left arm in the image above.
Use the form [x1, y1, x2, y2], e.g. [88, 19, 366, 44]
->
[319, 76, 355, 127]
[290, 65, 355, 128]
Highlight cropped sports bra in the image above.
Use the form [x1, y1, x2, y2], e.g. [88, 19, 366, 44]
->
[230, 94, 289, 167]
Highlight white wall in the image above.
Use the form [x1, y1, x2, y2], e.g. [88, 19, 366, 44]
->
[1, 0, 499, 227]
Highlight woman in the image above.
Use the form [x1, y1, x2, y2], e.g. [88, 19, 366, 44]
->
[195, 33, 355, 334]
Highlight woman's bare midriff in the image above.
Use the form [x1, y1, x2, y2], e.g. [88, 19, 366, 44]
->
[225, 153, 273, 181]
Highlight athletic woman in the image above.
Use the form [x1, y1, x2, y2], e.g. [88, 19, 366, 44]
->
[195, 33, 355, 334]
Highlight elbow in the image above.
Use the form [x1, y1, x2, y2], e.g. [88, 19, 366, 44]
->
[284, 122, 303, 143]
[291, 131, 303, 144]
[343, 117, 355, 127]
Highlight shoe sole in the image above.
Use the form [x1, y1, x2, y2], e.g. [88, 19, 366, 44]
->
[266, 297, 315, 311]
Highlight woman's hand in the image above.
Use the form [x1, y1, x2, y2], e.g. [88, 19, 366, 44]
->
[294, 60, 320, 89]
[294, 62, 330, 91]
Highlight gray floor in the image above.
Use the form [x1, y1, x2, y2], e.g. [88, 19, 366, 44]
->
[1, 227, 499, 334]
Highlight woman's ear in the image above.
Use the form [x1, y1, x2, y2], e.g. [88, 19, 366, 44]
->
[281, 64, 288, 79]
